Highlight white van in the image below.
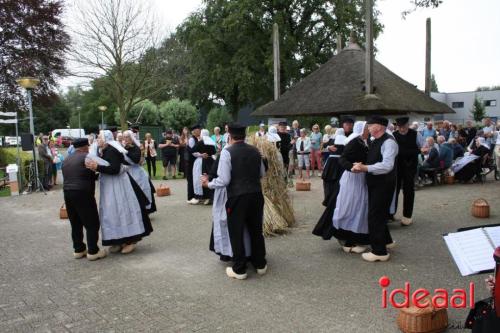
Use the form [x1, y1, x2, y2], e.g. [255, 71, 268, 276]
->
[52, 128, 85, 139]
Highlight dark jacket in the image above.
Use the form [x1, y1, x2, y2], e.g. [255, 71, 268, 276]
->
[62, 151, 97, 192]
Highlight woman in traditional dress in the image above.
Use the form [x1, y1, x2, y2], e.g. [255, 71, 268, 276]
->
[453, 137, 490, 182]
[313, 122, 370, 253]
[192, 129, 217, 205]
[320, 128, 346, 206]
[122, 130, 157, 214]
[85, 130, 153, 254]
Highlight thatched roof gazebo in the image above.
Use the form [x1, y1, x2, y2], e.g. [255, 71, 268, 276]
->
[252, 41, 454, 118]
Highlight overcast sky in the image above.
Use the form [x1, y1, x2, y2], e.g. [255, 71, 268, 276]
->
[61, 0, 500, 93]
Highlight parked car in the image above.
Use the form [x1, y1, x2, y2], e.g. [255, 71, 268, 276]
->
[5, 136, 20, 146]
[52, 128, 85, 140]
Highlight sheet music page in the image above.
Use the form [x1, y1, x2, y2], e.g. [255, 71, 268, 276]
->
[448, 229, 495, 274]
[484, 226, 500, 248]
[443, 235, 474, 276]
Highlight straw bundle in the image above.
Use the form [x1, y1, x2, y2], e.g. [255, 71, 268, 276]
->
[249, 135, 295, 236]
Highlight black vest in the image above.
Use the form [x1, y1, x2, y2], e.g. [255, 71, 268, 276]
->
[187, 136, 199, 165]
[393, 129, 418, 164]
[62, 152, 96, 193]
[226, 142, 262, 198]
[366, 133, 397, 186]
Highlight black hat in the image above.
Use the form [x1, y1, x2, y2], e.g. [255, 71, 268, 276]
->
[73, 138, 89, 148]
[228, 123, 247, 136]
[107, 126, 118, 132]
[278, 121, 288, 126]
[190, 124, 201, 131]
[341, 116, 355, 124]
[395, 117, 409, 126]
[367, 115, 389, 127]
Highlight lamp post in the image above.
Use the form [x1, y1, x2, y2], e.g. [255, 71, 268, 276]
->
[76, 106, 82, 136]
[16, 77, 41, 191]
[98, 105, 107, 130]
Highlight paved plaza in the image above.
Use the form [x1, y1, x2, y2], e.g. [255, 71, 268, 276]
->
[0, 176, 499, 332]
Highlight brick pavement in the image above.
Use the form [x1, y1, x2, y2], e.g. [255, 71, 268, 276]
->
[0, 177, 499, 332]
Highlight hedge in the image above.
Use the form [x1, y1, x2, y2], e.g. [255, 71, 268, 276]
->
[0, 148, 45, 187]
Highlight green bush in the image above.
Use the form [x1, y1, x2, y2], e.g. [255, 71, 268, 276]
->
[0, 148, 45, 187]
[206, 106, 232, 132]
[159, 99, 199, 131]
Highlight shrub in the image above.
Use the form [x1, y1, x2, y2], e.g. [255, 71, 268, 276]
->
[159, 99, 199, 132]
[206, 106, 232, 132]
[0, 148, 45, 187]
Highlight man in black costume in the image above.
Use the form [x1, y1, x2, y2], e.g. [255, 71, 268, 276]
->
[393, 117, 420, 226]
[352, 116, 398, 262]
[186, 124, 201, 204]
[203, 123, 267, 280]
[62, 138, 106, 261]
[277, 122, 291, 176]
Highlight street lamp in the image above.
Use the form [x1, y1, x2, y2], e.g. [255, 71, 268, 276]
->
[76, 106, 82, 136]
[98, 105, 107, 130]
[16, 77, 42, 192]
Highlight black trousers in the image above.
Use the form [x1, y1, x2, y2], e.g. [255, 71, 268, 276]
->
[395, 162, 417, 218]
[145, 156, 156, 178]
[186, 161, 195, 200]
[368, 182, 394, 255]
[64, 190, 100, 255]
[227, 192, 266, 274]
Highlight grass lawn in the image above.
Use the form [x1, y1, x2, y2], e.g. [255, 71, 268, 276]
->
[142, 160, 186, 181]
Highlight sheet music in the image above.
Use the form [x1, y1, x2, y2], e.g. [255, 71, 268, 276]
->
[484, 226, 500, 248]
[443, 228, 495, 276]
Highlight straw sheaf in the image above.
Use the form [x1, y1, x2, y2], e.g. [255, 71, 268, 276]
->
[248, 135, 295, 236]
[252, 45, 455, 117]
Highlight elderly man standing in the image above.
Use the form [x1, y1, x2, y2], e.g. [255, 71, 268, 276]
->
[38, 135, 53, 190]
[62, 138, 106, 261]
[352, 116, 398, 262]
[393, 117, 420, 226]
[422, 121, 437, 140]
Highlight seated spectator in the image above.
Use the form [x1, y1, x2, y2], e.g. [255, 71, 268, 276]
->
[437, 136, 453, 169]
[452, 137, 491, 183]
[448, 137, 464, 159]
[418, 137, 440, 184]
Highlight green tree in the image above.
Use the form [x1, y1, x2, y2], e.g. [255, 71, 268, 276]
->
[0, 0, 69, 111]
[206, 106, 232, 131]
[159, 99, 198, 131]
[476, 86, 500, 91]
[430, 74, 439, 92]
[114, 99, 160, 126]
[471, 96, 486, 122]
[173, 0, 382, 120]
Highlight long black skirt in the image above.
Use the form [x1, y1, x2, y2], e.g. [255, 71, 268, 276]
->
[147, 178, 157, 214]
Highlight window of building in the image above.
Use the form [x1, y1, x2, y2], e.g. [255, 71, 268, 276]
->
[451, 101, 464, 108]
[485, 100, 497, 107]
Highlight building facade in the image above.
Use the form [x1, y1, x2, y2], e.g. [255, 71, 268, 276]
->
[431, 90, 500, 124]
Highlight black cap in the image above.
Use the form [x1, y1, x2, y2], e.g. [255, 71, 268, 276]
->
[228, 123, 246, 136]
[190, 124, 201, 131]
[395, 117, 409, 126]
[341, 116, 355, 124]
[73, 138, 89, 148]
[278, 121, 288, 126]
[367, 115, 389, 127]
[107, 126, 118, 132]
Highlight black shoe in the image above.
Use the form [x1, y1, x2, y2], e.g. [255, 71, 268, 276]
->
[219, 255, 231, 262]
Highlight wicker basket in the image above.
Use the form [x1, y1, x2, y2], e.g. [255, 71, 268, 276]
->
[397, 300, 448, 333]
[156, 184, 171, 197]
[59, 204, 68, 219]
[295, 180, 311, 191]
[471, 198, 490, 218]
[444, 175, 454, 185]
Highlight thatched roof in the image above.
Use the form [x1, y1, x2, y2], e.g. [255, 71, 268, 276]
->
[252, 42, 454, 117]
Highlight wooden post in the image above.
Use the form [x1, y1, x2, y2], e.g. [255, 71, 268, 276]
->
[365, 0, 374, 95]
[273, 23, 280, 101]
[425, 18, 431, 96]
